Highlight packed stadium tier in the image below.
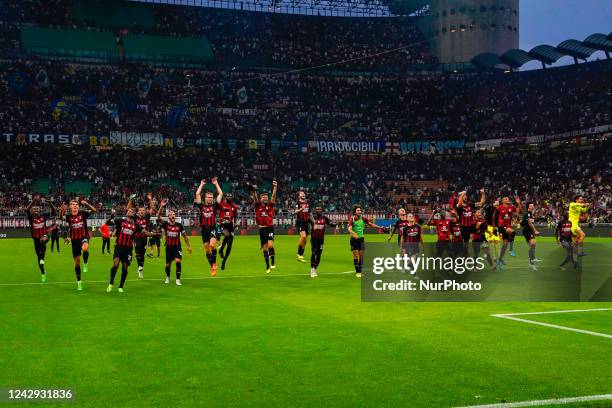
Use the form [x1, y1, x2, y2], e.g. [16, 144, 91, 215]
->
[0, 140, 610, 223]
[2, 58, 610, 140]
[2, 0, 435, 70]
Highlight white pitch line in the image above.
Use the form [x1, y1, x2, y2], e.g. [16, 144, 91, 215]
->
[454, 393, 612, 408]
[492, 309, 612, 340]
[0, 271, 355, 287]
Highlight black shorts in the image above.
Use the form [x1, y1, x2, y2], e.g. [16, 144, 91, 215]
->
[166, 246, 183, 263]
[149, 236, 161, 246]
[259, 226, 274, 247]
[32, 237, 48, 255]
[402, 242, 420, 256]
[350, 237, 365, 251]
[499, 226, 516, 241]
[461, 225, 476, 242]
[221, 222, 234, 235]
[71, 238, 88, 258]
[296, 220, 310, 235]
[311, 237, 324, 253]
[134, 237, 148, 253]
[523, 231, 536, 243]
[113, 245, 133, 263]
[201, 228, 219, 243]
[560, 239, 573, 249]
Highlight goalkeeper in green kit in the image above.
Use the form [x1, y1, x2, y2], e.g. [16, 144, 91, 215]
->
[347, 204, 383, 278]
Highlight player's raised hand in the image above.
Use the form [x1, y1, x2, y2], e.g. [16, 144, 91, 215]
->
[514, 195, 521, 203]
[160, 198, 168, 207]
[146, 192, 152, 201]
[199, 179, 206, 187]
[272, 179, 278, 187]
[211, 177, 218, 185]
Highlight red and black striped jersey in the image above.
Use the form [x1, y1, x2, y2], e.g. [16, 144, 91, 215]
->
[451, 222, 462, 243]
[195, 202, 219, 229]
[402, 224, 422, 243]
[433, 219, 452, 242]
[311, 216, 335, 240]
[28, 213, 50, 238]
[254, 202, 274, 228]
[456, 204, 476, 227]
[557, 220, 573, 240]
[471, 219, 488, 242]
[218, 200, 239, 224]
[393, 219, 410, 242]
[296, 201, 309, 222]
[113, 218, 143, 248]
[161, 221, 184, 247]
[66, 211, 90, 240]
[496, 205, 516, 228]
[134, 214, 151, 239]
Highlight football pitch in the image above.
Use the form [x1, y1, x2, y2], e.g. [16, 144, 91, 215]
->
[0, 234, 610, 408]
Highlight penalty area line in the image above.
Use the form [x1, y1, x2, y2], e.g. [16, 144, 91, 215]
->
[454, 393, 612, 408]
[0, 271, 355, 287]
[492, 308, 612, 340]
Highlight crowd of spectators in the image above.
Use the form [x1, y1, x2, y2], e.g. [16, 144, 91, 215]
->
[2, 59, 610, 141]
[1, 0, 435, 70]
[0, 140, 610, 224]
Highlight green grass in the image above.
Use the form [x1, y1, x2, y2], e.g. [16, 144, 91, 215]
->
[0, 234, 611, 408]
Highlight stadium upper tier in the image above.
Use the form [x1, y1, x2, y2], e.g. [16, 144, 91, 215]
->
[1, 0, 436, 70]
[1, 59, 610, 141]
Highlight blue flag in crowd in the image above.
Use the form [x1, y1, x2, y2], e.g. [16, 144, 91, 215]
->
[166, 106, 187, 129]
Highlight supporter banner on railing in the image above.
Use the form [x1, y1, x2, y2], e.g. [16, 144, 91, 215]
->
[308, 140, 465, 154]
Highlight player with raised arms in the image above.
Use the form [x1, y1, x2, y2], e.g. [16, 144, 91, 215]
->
[387, 208, 408, 246]
[60, 198, 97, 291]
[520, 202, 540, 271]
[26, 195, 56, 282]
[134, 194, 154, 278]
[426, 207, 452, 258]
[348, 204, 383, 278]
[308, 206, 337, 278]
[294, 191, 310, 263]
[493, 195, 522, 270]
[157, 199, 192, 285]
[194, 178, 223, 277]
[568, 195, 589, 257]
[249, 180, 278, 274]
[218, 192, 239, 271]
[105, 197, 157, 293]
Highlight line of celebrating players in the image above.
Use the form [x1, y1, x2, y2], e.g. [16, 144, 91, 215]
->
[25, 184, 591, 291]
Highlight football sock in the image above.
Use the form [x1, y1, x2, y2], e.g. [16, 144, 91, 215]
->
[110, 266, 118, 284]
[298, 246, 305, 256]
[119, 266, 128, 288]
[83, 251, 89, 264]
[165, 265, 171, 277]
[75, 265, 81, 281]
[264, 250, 270, 269]
[211, 249, 217, 264]
[176, 262, 182, 280]
[268, 247, 275, 266]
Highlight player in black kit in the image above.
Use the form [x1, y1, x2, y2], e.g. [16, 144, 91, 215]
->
[308, 207, 336, 277]
[520, 202, 540, 271]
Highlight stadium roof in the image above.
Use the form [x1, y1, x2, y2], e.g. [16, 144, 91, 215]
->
[472, 32, 612, 70]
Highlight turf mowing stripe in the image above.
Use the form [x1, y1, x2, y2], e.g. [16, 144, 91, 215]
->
[492, 309, 612, 340]
[0, 270, 355, 286]
[454, 393, 612, 407]
[495, 308, 612, 316]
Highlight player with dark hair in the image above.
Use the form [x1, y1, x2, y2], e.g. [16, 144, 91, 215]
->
[555, 213, 577, 270]
[426, 208, 452, 257]
[471, 209, 496, 270]
[147, 193, 161, 258]
[308, 206, 336, 277]
[449, 210, 463, 256]
[387, 208, 408, 246]
[218, 192, 239, 271]
[60, 198, 96, 290]
[568, 195, 589, 257]
[49, 218, 60, 254]
[455, 189, 485, 255]
[157, 199, 192, 285]
[348, 204, 382, 278]
[494, 195, 522, 270]
[520, 202, 540, 271]
[400, 213, 423, 271]
[105, 203, 157, 293]
[250, 180, 278, 274]
[295, 191, 310, 263]
[195, 178, 223, 276]
[26, 196, 56, 282]
[133, 198, 153, 279]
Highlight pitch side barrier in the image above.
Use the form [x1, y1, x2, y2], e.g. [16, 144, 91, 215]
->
[1, 214, 610, 239]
